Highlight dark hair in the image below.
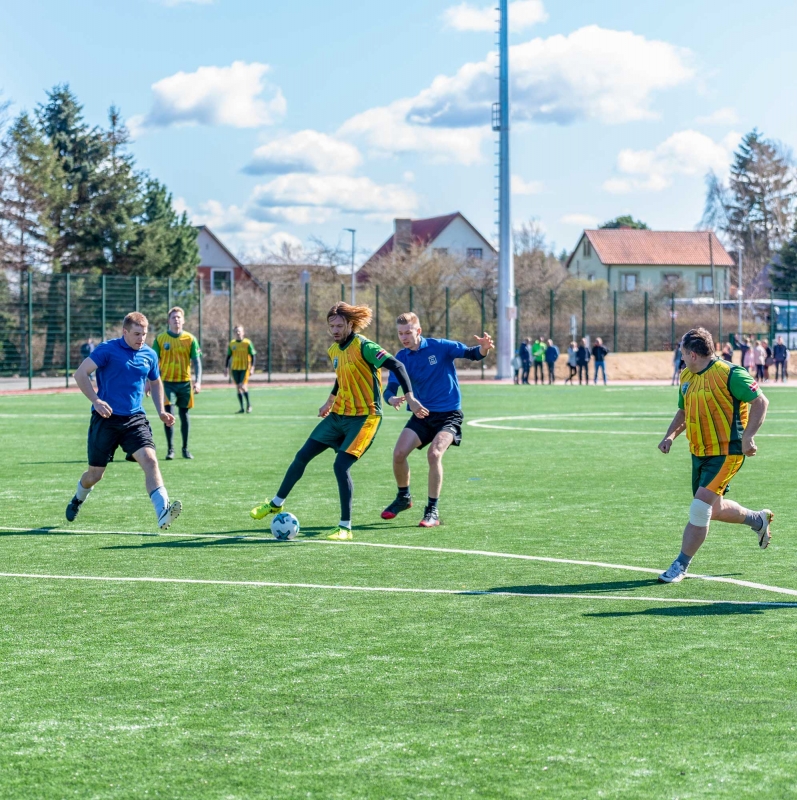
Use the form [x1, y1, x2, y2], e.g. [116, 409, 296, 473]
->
[681, 327, 714, 357]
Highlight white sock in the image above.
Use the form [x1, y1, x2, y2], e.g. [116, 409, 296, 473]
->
[75, 480, 92, 502]
[150, 486, 169, 519]
[339, 520, 351, 529]
[272, 496, 285, 507]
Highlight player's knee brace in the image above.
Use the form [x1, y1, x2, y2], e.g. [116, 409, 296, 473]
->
[689, 498, 713, 528]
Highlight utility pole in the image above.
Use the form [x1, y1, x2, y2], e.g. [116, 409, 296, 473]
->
[344, 228, 356, 304]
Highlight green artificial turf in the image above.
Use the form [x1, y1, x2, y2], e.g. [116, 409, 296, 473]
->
[2, 383, 797, 798]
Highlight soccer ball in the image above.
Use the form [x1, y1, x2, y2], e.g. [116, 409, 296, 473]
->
[271, 511, 300, 540]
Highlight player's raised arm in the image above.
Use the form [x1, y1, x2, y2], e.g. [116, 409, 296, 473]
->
[474, 332, 494, 357]
[658, 409, 686, 454]
[73, 357, 112, 417]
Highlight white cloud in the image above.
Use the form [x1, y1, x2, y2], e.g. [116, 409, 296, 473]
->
[603, 130, 740, 194]
[561, 213, 598, 227]
[131, 61, 286, 134]
[244, 130, 362, 175]
[443, 0, 547, 33]
[512, 175, 543, 195]
[695, 107, 739, 125]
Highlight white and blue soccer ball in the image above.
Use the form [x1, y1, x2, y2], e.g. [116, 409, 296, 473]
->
[271, 511, 300, 540]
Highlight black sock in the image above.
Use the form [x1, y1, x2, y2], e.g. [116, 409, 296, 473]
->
[398, 486, 410, 498]
[238, 392, 244, 411]
[243, 391, 250, 408]
[164, 404, 174, 449]
[428, 497, 438, 509]
[179, 408, 190, 449]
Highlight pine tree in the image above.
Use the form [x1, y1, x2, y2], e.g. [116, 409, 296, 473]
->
[772, 228, 797, 293]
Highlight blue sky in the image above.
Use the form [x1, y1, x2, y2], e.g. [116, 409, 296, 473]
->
[2, 0, 796, 263]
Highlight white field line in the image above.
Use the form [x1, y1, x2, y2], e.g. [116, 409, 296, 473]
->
[0, 571, 795, 607]
[1, 525, 796, 600]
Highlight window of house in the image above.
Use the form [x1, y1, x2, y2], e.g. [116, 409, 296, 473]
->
[662, 273, 682, 286]
[620, 273, 638, 292]
[697, 274, 713, 294]
[466, 248, 483, 260]
[583, 239, 592, 258]
[212, 269, 232, 295]
[587, 273, 595, 282]
[433, 248, 449, 256]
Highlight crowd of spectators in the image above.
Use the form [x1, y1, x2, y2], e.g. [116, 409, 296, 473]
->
[512, 336, 610, 385]
[672, 334, 790, 383]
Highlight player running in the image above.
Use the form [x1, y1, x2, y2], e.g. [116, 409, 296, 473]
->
[225, 325, 256, 413]
[381, 312, 493, 527]
[153, 307, 202, 460]
[249, 302, 426, 540]
[657, 327, 772, 583]
[65, 312, 182, 530]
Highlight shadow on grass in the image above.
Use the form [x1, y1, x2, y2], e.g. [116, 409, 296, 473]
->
[19, 460, 87, 465]
[0, 526, 74, 537]
[490, 579, 659, 594]
[583, 604, 794, 618]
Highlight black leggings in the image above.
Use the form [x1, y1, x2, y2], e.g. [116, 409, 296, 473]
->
[565, 365, 577, 383]
[164, 405, 190, 449]
[277, 438, 358, 521]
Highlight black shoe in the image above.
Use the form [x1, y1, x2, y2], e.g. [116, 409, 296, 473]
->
[125, 453, 136, 462]
[236, 408, 246, 414]
[182, 448, 193, 459]
[165, 449, 175, 460]
[381, 494, 412, 520]
[65, 496, 82, 522]
[419, 505, 440, 528]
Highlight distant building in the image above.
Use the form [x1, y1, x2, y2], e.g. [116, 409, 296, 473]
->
[196, 225, 264, 294]
[361, 213, 496, 280]
[566, 229, 734, 298]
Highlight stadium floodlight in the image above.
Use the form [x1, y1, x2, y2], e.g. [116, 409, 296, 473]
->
[344, 228, 356, 304]
[494, 0, 515, 378]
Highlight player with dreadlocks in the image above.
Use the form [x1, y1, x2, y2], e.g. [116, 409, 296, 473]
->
[250, 302, 428, 539]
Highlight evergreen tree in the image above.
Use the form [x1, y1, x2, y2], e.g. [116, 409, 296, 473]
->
[599, 215, 649, 230]
[772, 228, 797, 293]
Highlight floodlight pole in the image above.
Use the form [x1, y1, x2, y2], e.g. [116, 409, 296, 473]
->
[495, 0, 515, 378]
[344, 228, 356, 304]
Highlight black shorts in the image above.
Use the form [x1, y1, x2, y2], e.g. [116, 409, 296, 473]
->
[231, 369, 249, 386]
[405, 410, 463, 449]
[163, 380, 194, 409]
[88, 411, 155, 468]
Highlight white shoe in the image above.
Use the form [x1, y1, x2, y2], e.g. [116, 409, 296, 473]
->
[158, 500, 183, 531]
[658, 559, 688, 583]
[756, 510, 773, 549]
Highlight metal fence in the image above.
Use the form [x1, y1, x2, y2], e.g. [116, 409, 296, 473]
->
[0, 271, 795, 386]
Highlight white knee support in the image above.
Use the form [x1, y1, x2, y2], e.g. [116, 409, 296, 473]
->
[689, 498, 713, 528]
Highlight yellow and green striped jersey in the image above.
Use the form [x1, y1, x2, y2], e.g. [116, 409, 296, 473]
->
[678, 358, 761, 456]
[153, 330, 200, 383]
[228, 338, 256, 371]
[329, 334, 391, 416]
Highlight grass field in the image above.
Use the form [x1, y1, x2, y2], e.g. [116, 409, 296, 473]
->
[2, 382, 797, 799]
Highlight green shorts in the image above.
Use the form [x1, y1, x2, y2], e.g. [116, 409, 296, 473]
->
[163, 380, 194, 410]
[231, 369, 249, 386]
[310, 412, 382, 460]
[692, 454, 745, 497]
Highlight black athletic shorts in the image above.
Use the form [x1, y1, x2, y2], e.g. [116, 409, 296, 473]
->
[405, 409, 463, 449]
[87, 410, 155, 467]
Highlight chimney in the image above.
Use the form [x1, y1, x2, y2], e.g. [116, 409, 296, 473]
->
[394, 218, 413, 252]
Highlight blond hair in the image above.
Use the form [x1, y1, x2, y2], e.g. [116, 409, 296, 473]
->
[123, 312, 148, 330]
[396, 312, 420, 327]
[327, 302, 373, 332]
[168, 306, 185, 318]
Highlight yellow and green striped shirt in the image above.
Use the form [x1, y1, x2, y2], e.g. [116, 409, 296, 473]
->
[678, 358, 761, 456]
[228, 338, 256, 371]
[329, 334, 391, 416]
[153, 331, 200, 383]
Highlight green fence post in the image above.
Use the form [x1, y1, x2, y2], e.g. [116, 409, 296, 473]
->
[613, 291, 618, 352]
[101, 274, 107, 343]
[341, 283, 345, 302]
[409, 285, 414, 313]
[305, 281, 310, 383]
[27, 271, 33, 390]
[65, 274, 71, 387]
[549, 289, 554, 340]
[670, 292, 675, 350]
[770, 289, 775, 343]
[135, 275, 140, 312]
[480, 288, 486, 380]
[581, 289, 586, 338]
[643, 291, 649, 352]
[197, 276, 203, 349]
[375, 284, 380, 344]
[788, 293, 792, 341]
[445, 287, 450, 339]
[718, 300, 723, 345]
[167, 276, 173, 315]
[267, 282, 272, 383]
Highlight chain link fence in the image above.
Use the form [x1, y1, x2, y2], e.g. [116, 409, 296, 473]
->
[1, 271, 795, 385]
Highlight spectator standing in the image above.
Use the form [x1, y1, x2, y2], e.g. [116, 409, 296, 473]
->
[721, 342, 734, 362]
[576, 338, 590, 385]
[592, 338, 609, 385]
[511, 350, 522, 384]
[773, 336, 789, 382]
[671, 343, 682, 385]
[545, 339, 559, 384]
[518, 338, 531, 385]
[565, 342, 578, 384]
[80, 337, 96, 360]
[763, 339, 773, 381]
[754, 340, 767, 382]
[532, 336, 546, 384]
[742, 337, 755, 373]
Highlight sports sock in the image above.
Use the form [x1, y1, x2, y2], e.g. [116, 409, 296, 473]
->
[244, 391, 250, 408]
[150, 486, 169, 519]
[339, 520, 351, 529]
[164, 405, 174, 448]
[238, 392, 244, 411]
[744, 510, 764, 531]
[428, 496, 439, 509]
[272, 495, 285, 507]
[179, 408, 190, 449]
[75, 479, 92, 502]
[675, 550, 692, 568]
[398, 486, 410, 498]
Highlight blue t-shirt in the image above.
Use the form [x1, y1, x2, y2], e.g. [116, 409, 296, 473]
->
[384, 337, 484, 413]
[90, 337, 160, 416]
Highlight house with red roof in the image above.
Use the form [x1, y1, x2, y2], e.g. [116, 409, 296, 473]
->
[360, 213, 496, 280]
[566, 229, 734, 298]
[196, 225, 266, 294]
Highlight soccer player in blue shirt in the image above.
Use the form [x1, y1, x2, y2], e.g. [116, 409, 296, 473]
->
[382, 312, 493, 527]
[65, 312, 183, 530]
